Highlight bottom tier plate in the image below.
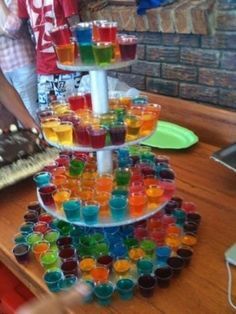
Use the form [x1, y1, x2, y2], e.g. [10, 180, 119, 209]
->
[37, 190, 169, 228]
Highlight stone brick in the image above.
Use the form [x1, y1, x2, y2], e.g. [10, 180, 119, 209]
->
[174, 1, 192, 34]
[146, 78, 179, 97]
[217, 11, 236, 31]
[146, 9, 161, 32]
[199, 68, 236, 88]
[162, 64, 197, 82]
[219, 89, 236, 108]
[132, 61, 161, 77]
[158, 6, 175, 33]
[191, 0, 216, 35]
[137, 44, 145, 60]
[221, 52, 236, 70]
[180, 83, 218, 104]
[117, 73, 145, 90]
[135, 32, 162, 45]
[135, 15, 149, 32]
[146, 46, 179, 63]
[201, 32, 236, 49]
[113, 65, 131, 73]
[180, 48, 220, 68]
[162, 33, 200, 47]
[218, 0, 236, 10]
[119, 7, 136, 31]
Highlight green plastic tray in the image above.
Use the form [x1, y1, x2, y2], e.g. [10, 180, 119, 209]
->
[142, 121, 199, 149]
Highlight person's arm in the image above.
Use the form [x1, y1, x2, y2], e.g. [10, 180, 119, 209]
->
[0, 69, 39, 130]
[0, 0, 23, 37]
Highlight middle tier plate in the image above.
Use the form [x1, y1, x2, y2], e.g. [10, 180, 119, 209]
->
[37, 190, 168, 228]
[45, 132, 154, 152]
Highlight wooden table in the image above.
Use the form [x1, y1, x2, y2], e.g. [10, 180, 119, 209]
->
[0, 141, 236, 314]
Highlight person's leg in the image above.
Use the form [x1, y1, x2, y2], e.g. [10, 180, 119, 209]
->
[5, 64, 38, 121]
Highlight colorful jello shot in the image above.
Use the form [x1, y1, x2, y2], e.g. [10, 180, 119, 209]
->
[92, 41, 113, 66]
[33, 171, 52, 188]
[41, 118, 60, 142]
[38, 213, 53, 224]
[137, 259, 154, 275]
[115, 167, 131, 186]
[129, 192, 147, 216]
[113, 258, 131, 276]
[33, 221, 49, 234]
[138, 275, 156, 298]
[13, 243, 30, 264]
[43, 269, 63, 292]
[95, 173, 114, 193]
[19, 222, 34, 235]
[181, 233, 197, 247]
[146, 184, 164, 205]
[79, 256, 96, 274]
[52, 188, 71, 210]
[32, 241, 50, 261]
[61, 259, 79, 277]
[69, 158, 85, 177]
[91, 266, 109, 283]
[63, 199, 81, 221]
[59, 246, 77, 262]
[128, 247, 145, 262]
[125, 114, 142, 141]
[94, 281, 114, 306]
[38, 184, 57, 206]
[59, 274, 78, 291]
[82, 201, 100, 224]
[140, 239, 156, 257]
[53, 122, 73, 146]
[55, 42, 75, 65]
[109, 121, 127, 145]
[109, 196, 127, 220]
[88, 127, 107, 149]
[40, 250, 59, 270]
[116, 278, 135, 300]
[26, 232, 43, 247]
[14, 233, 27, 244]
[140, 111, 157, 136]
[94, 191, 111, 214]
[156, 245, 172, 267]
[118, 34, 137, 61]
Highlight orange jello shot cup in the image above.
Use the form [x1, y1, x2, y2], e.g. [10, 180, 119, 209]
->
[52, 188, 71, 210]
[79, 256, 96, 274]
[91, 266, 109, 283]
[113, 258, 131, 277]
[146, 184, 164, 205]
[128, 247, 145, 263]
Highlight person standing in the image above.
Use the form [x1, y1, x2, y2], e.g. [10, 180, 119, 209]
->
[0, 0, 38, 120]
[17, 0, 82, 108]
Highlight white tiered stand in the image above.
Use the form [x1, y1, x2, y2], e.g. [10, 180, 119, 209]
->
[37, 59, 169, 227]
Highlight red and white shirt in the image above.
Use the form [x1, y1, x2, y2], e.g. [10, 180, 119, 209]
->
[17, 0, 79, 74]
[0, 0, 35, 73]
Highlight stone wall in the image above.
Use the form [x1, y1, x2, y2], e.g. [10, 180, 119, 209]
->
[81, 0, 236, 108]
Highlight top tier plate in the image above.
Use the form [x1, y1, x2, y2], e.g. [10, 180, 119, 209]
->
[57, 59, 137, 72]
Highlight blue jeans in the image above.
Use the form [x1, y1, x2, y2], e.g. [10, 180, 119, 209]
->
[4, 64, 38, 121]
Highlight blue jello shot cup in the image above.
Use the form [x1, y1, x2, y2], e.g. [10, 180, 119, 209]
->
[44, 269, 63, 292]
[156, 245, 172, 267]
[82, 201, 100, 225]
[109, 196, 128, 220]
[33, 171, 52, 188]
[63, 199, 81, 222]
[94, 282, 114, 306]
[59, 274, 78, 291]
[137, 259, 153, 275]
[116, 278, 135, 300]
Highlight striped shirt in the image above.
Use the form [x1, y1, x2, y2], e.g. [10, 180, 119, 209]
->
[0, 0, 35, 73]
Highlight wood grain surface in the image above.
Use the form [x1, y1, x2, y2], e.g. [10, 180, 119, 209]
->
[145, 92, 236, 148]
[0, 141, 236, 314]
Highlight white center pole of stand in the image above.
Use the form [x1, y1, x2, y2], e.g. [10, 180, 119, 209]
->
[89, 70, 113, 174]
